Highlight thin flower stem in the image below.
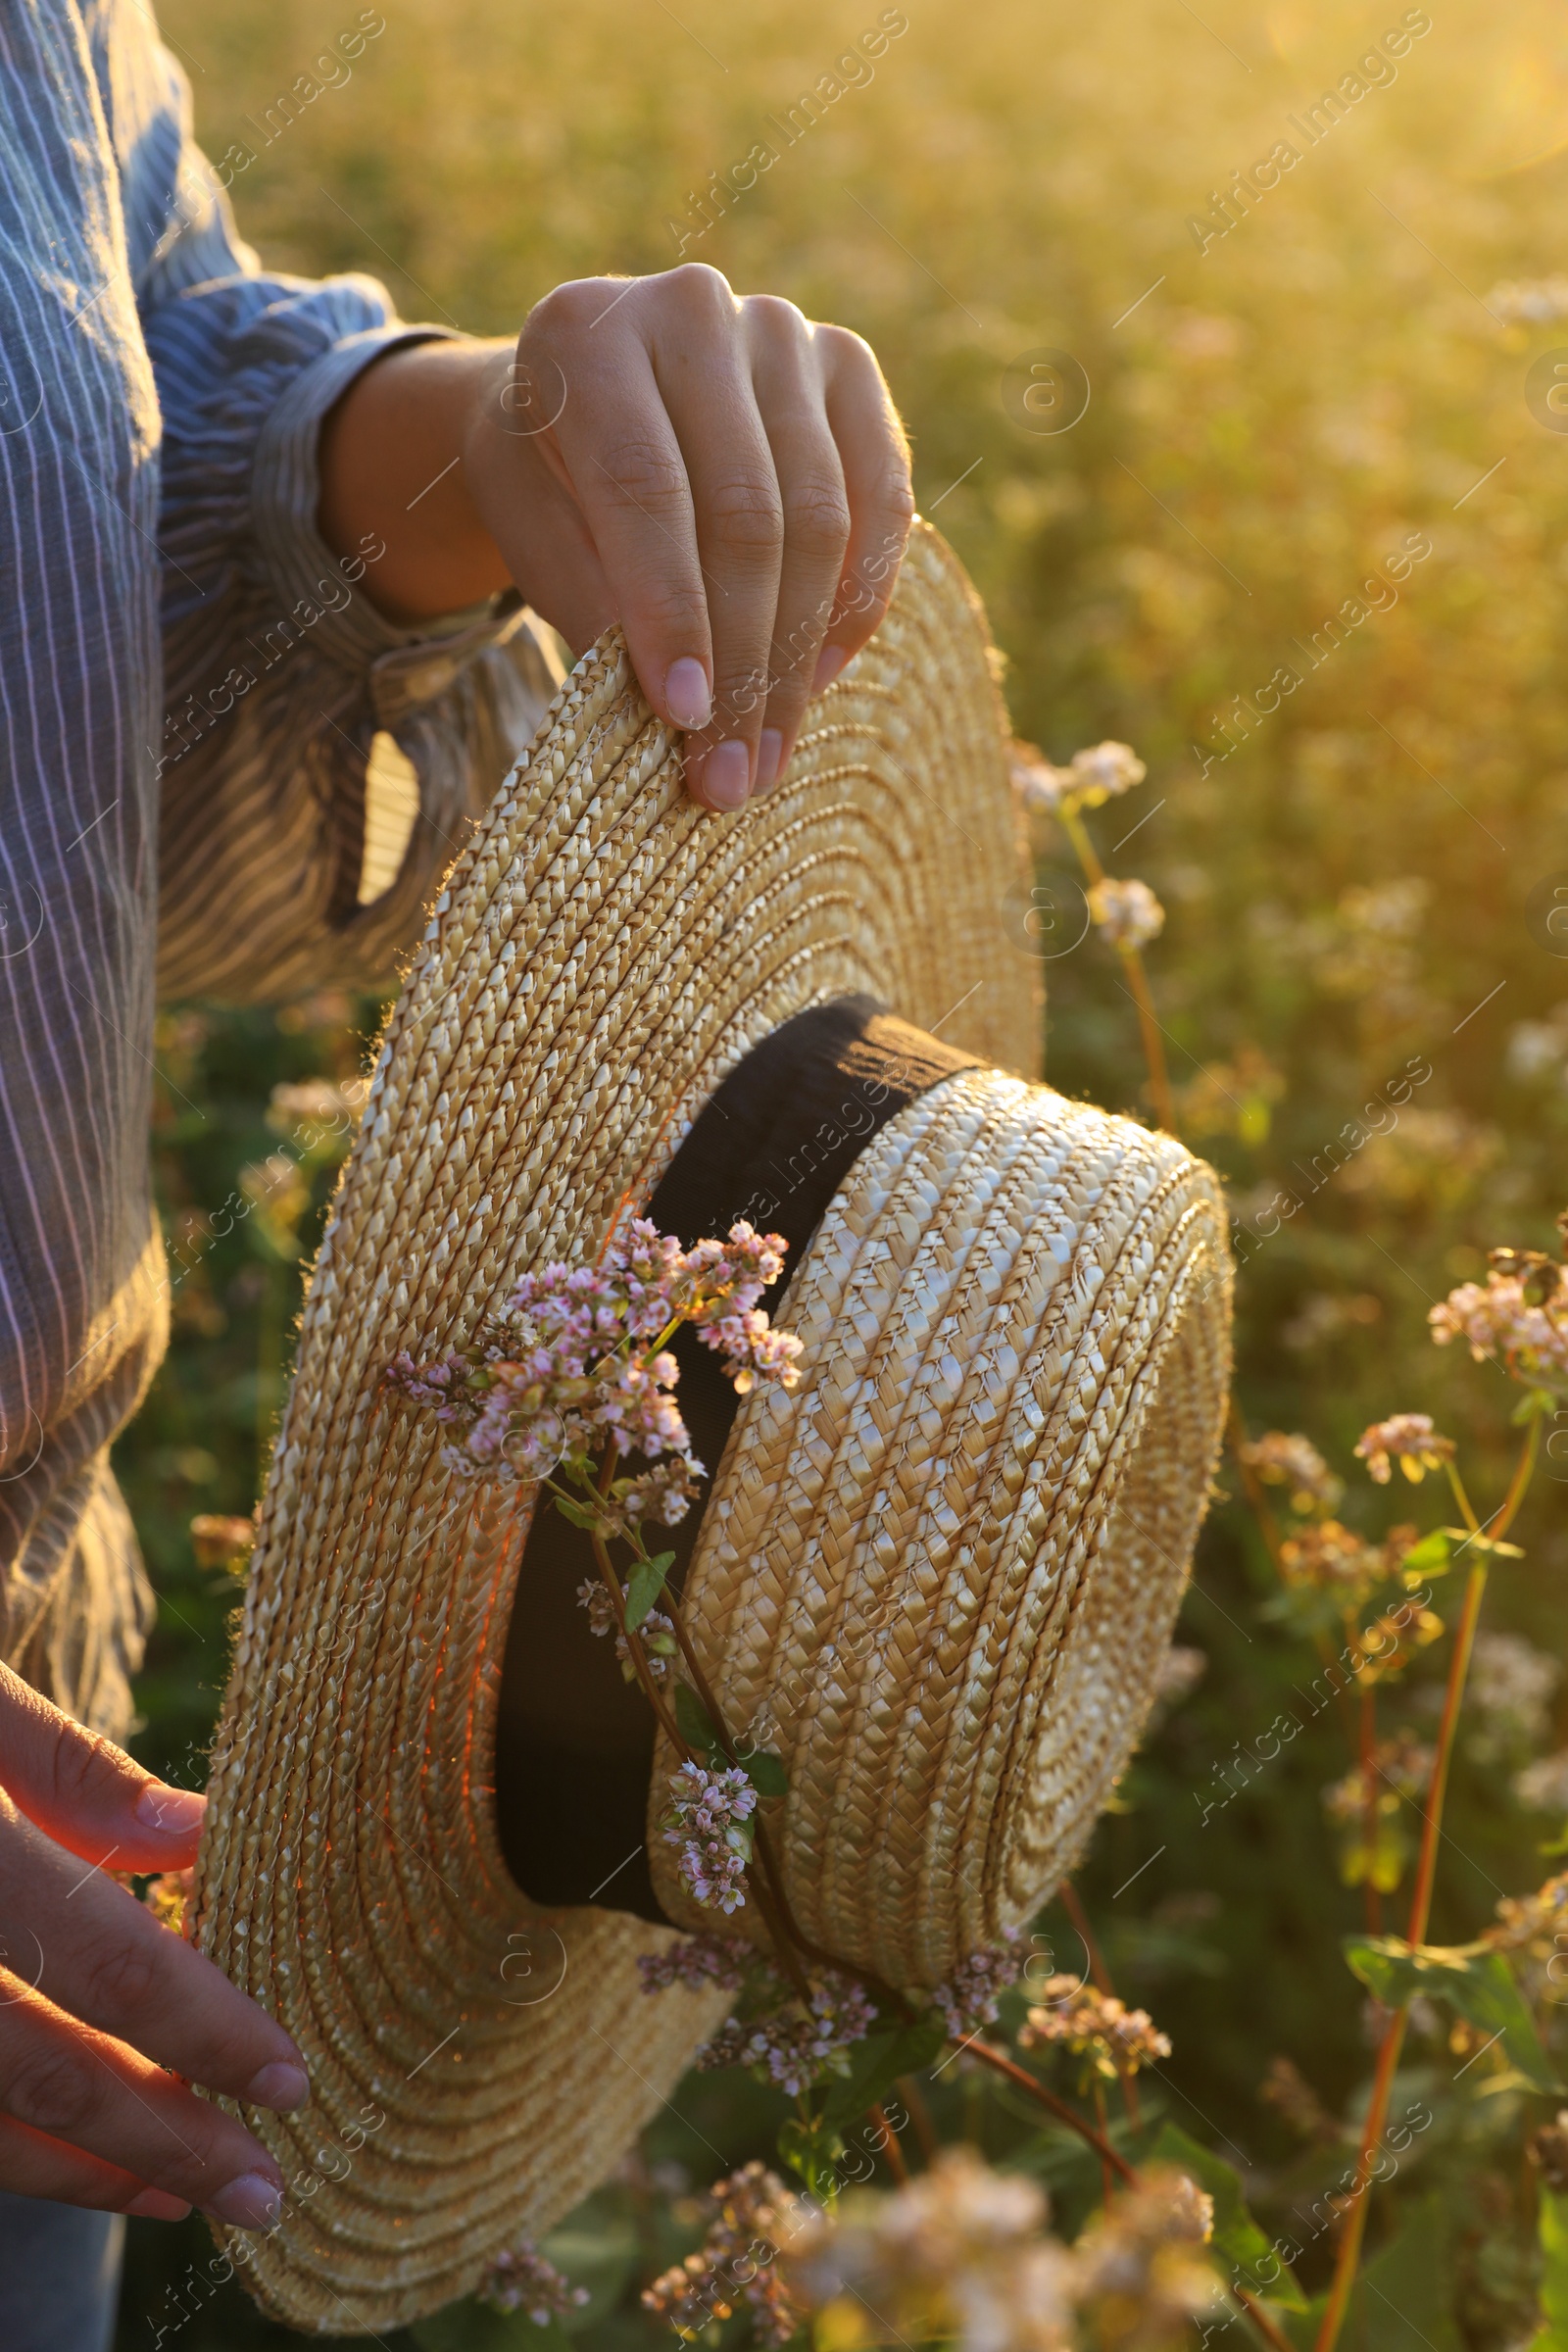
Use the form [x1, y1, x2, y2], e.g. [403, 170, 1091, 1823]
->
[1119, 947, 1178, 1135]
[1316, 1417, 1544, 2352]
[1060, 807, 1106, 890]
[866, 2104, 908, 2185]
[1310, 2010, 1407, 2352]
[1405, 1565, 1486, 1948]
[960, 2038, 1137, 2182]
[1059, 806, 1176, 1136]
[1494, 1412, 1544, 1541]
[1316, 1560, 1489, 2352]
[896, 2076, 940, 2165]
[1092, 2082, 1115, 2206]
[590, 1532, 690, 1760]
[660, 1580, 905, 2014]
[1234, 2287, 1301, 2352]
[1358, 1684, 1382, 1937]
[1226, 1404, 1286, 1571]
[1444, 1458, 1480, 1537]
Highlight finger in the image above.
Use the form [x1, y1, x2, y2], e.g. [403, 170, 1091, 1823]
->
[0, 2113, 189, 2219]
[812, 326, 914, 691]
[463, 390, 615, 657]
[0, 1791, 308, 2110]
[744, 301, 851, 795]
[524, 280, 714, 743]
[653, 271, 784, 808]
[0, 1661, 206, 1871]
[0, 1971, 286, 2229]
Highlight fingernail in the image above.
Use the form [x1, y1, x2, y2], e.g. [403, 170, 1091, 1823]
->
[702, 741, 751, 811]
[754, 729, 784, 795]
[242, 2061, 310, 2113]
[811, 644, 850, 695]
[126, 2187, 192, 2222]
[134, 1785, 206, 1836]
[208, 2173, 284, 2231]
[664, 657, 711, 731]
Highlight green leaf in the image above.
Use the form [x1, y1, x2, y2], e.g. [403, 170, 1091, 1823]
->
[1345, 1936, 1564, 2092]
[674, 1681, 721, 1756]
[1287, 2193, 1461, 2352]
[741, 1747, 790, 1798]
[778, 2113, 845, 2202]
[1530, 2187, 1568, 2352]
[821, 2012, 948, 2131]
[1399, 1528, 1457, 1583]
[1514, 1387, 1559, 1426]
[623, 1550, 675, 1631]
[1149, 2122, 1305, 2310]
[552, 1495, 602, 1533]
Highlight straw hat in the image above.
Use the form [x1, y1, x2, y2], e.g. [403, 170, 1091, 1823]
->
[193, 520, 1232, 2333]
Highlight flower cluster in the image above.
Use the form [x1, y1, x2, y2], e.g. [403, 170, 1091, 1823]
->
[1515, 1748, 1568, 1816]
[928, 1930, 1024, 2038]
[1489, 1870, 1568, 1955]
[1322, 1730, 1435, 1892]
[1346, 1599, 1444, 1687]
[1019, 1980, 1172, 2079]
[577, 1577, 676, 1681]
[785, 2146, 1074, 2352]
[1488, 275, 1568, 323]
[662, 1761, 758, 1915]
[1009, 738, 1148, 816]
[476, 2242, 590, 2323]
[1354, 1413, 1455, 1485]
[1323, 1731, 1435, 1828]
[636, 1932, 750, 1994]
[1488, 1873, 1568, 2010]
[1429, 1261, 1568, 1394]
[1277, 1518, 1412, 1603]
[385, 1219, 802, 1492]
[1089, 876, 1165, 953]
[1239, 1429, 1343, 1511]
[642, 2163, 804, 2347]
[189, 1512, 257, 1574]
[696, 1971, 877, 2096]
[1467, 1629, 1559, 1757]
[783, 2148, 1217, 2352]
[1072, 2171, 1221, 2352]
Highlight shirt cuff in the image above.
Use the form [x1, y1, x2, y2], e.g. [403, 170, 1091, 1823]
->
[249, 320, 511, 677]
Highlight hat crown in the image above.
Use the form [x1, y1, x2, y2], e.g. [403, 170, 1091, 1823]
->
[652, 1061, 1230, 1984]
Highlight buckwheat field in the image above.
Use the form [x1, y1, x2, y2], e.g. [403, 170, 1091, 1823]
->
[120, 1, 1568, 2345]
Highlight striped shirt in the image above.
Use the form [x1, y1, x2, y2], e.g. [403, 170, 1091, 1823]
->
[0, 0, 557, 1734]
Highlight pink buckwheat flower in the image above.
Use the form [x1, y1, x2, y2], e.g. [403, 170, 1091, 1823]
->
[662, 1761, 758, 1915]
[1354, 1413, 1455, 1485]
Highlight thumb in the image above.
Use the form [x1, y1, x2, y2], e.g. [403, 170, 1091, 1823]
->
[0, 1661, 206, 1871]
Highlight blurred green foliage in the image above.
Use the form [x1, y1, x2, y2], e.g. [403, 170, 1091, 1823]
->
[118, 0, 1568, 2341]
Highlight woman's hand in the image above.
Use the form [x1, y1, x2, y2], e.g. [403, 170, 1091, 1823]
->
[0, 1662, 307, 2228]
[318, 266, 915, 810]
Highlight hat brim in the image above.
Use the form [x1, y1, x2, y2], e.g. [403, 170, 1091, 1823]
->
[193, 522, 1049, 2331]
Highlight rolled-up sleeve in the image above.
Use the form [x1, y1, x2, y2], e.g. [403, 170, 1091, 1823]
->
[142, 124, 560, 1004]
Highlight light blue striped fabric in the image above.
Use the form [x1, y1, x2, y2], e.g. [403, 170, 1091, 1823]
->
[0, 0, 556, 1734]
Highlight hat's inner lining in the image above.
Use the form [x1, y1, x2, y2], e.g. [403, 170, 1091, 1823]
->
[490, 994, 978, 1923]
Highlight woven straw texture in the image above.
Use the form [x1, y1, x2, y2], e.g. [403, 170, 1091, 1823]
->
[192, 520, 1228, 2334]
[648, 1069, 1231, 1979]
